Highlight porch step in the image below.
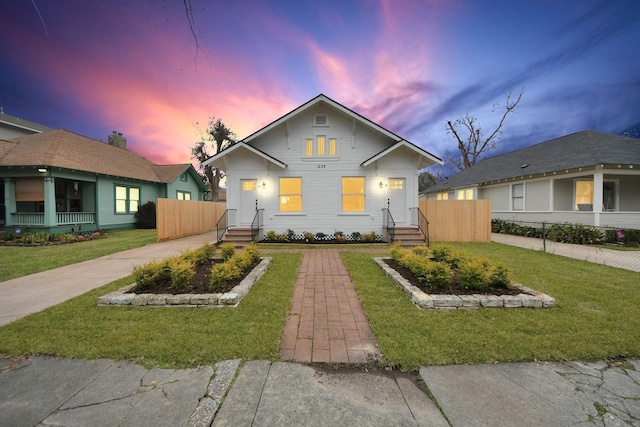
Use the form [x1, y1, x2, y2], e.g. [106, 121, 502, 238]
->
[220, 228, 254, 249]
[393, 227, 427, 248]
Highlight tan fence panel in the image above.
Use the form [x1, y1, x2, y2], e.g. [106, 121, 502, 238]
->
[419, 199, 492, 242]
[156, 199, 226, 242]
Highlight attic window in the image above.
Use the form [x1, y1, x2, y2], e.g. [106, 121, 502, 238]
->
[313, 114, 329, 127]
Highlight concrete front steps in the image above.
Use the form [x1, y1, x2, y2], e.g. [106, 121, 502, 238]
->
[392, 227, 427, 247]
[220, 228, 253, 249]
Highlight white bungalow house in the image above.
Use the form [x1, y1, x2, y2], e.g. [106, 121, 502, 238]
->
[423, 130, 640, 229]
[204, 94, 443, 243]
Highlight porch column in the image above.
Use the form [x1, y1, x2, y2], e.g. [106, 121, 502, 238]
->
[593, 170, 603, 227]
[43, 177, 57, 227]
[4, 178, 16, 227]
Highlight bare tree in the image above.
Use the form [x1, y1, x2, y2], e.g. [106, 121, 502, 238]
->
[418, 168, 447, 192]
[446, 89, 523, 171]
[191, 118, 236, 201]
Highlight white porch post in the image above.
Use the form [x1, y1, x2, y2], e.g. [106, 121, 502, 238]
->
[43, 176, 57, 227]
[593, 170, 603, 226]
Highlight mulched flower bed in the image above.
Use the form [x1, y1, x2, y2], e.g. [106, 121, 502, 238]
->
[382, 258, 521, 296]
[131, 259, 260, 295]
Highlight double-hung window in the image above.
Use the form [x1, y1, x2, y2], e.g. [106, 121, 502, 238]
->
[279, 177, 302, 212]
[177, 191, 191, 200]
[512, 183, 524, 211]
[115, 185, 140, 214]
[342, 177, 365, 212]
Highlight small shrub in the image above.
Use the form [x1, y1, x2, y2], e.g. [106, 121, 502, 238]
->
[220, 243, 236, 261]
[132, 259, 171, 291]
[412, 245, 432, 257]
[210, 262, 241, 291]
[231, 253, 252, 270]
[457, 257, 490, 291]
[242, 242, 261, 263]
[488, 262, 511, 289]
[167, 257, 195, 290]
[134, 201, 156, 229]
[286, 229, 295, 240]
[181, 243, 216, 265]
[265, 230, 277, 241]
[402, 252, 452, 290]
[303, 232, 315, 243]
[351, 231, 362, 242]
[315, 232, 327, 241]
[362, 231, 378, 242]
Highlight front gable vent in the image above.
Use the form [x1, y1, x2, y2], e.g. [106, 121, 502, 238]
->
[314, 114, 328, 126]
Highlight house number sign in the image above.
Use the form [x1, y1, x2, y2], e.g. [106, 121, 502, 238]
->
[316, 164, 326, 168]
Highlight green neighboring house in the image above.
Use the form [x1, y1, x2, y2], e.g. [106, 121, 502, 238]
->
[0, 129, 206, 233]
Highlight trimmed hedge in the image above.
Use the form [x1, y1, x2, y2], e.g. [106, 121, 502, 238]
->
[390, 244, 511, 292]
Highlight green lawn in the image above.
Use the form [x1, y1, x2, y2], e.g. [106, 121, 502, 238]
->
[342, 243, 640, 370]
[0, 252, 302, 368]
[0, 229, 157, 282]
[1, 238, 637, 371]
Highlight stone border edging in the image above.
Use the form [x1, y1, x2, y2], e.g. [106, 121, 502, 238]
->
[373, 257, 556, 310]
[97, 257, 272, 308]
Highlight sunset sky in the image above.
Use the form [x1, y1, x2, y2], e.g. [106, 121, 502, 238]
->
[1, 0, 639, 171]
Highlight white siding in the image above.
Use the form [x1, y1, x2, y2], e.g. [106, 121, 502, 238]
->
[227, 103, 423, 236]
[525, 179, 550, 211]
[479, 185, 509, 211]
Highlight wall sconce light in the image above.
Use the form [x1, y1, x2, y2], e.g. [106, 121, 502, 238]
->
[37, 166, 48, 173]
[379, 181, 384, 189]
[261, 182, 266, 189]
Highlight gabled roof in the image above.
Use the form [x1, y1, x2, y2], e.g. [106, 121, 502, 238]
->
[153, 164, 208, 191]
[426, 130, 640, 193]
[0, 129, 199, 184]
[202, 141, 288, 169]
[206, 94, 442, 168]
[243, 94, 418, 144]
[362, 140, 442, 169]
[0, 112, 53, 133]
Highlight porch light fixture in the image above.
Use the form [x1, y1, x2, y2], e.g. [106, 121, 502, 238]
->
[261, 181, 266, 189]
[37, 166, 48, 173]
[379, 181, 383, 189]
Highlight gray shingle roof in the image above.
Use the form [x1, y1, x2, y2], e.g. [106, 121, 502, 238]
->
[426, 130, 640, 193]
[0, 112, 53, 133]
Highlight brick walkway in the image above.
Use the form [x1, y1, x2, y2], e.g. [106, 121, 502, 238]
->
[279, 249, 381, 364]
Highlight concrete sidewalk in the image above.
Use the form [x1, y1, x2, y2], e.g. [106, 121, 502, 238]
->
[0, 232, 218, 326]
[2, 355, 639, 426]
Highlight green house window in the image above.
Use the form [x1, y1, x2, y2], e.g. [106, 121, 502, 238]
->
[115, 185, 140, 214]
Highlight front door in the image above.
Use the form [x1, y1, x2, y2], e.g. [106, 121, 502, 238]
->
[388, 178, 406, 224]
[239, 179, 257, 226]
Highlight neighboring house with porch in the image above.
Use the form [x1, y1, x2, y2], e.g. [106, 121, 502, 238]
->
[422, 130, 640, 229]
[0, 129, 207, 233]
[203, 94, 443, 244]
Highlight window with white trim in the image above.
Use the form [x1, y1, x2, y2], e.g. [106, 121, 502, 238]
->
[512, 183, 524, 211]
[342, 177, 365, 212]
[279, 177, 302, 212]
[115, 184, 140, 214]
[177, 191, 191, 200]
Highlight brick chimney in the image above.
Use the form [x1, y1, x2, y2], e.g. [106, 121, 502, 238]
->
[107, 131, 127, 149]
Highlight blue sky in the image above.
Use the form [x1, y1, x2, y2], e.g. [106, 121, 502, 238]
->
[1, 0, 638, 169]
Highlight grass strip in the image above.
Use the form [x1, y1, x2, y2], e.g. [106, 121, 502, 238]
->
[341, 243, 640, 370]
[0, 252, 302, 369]
[0, 229, 157, 282]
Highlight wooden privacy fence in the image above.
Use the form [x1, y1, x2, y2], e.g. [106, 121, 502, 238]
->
[419, 199, 492, 242]
[156, 199, 226, 242]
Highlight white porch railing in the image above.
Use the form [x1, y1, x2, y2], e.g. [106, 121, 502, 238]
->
[11, 212, 45, 226]
[10, 212, 95, 227]
[56, 212, 95, 225]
